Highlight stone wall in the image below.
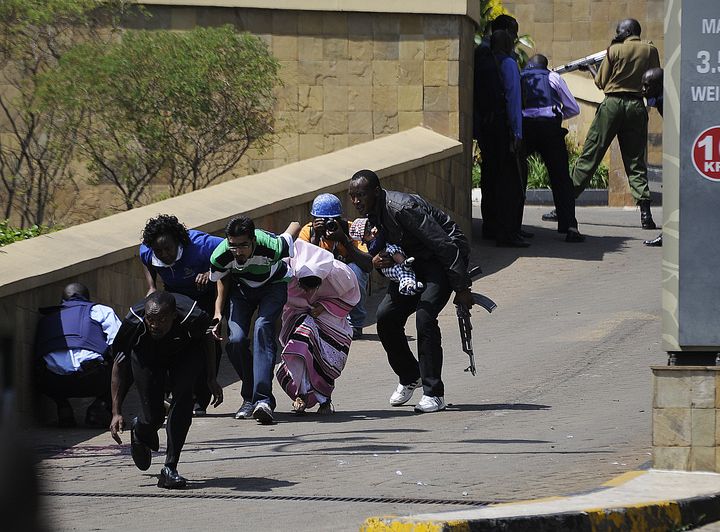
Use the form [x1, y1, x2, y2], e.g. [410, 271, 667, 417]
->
[0, 127, 465, 419]
[653, 367, 720, 472]
[126, 5, 476, 182]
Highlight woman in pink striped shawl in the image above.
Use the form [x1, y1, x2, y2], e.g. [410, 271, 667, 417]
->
[276, 240, 360, 414]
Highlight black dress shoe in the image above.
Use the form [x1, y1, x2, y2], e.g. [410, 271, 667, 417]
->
[644, 234, 663, 247]
[496, 237, 530, 248]
[565, 229, 586, 243]
[130, 419, 152, 471]
[518, 229, 535, 239]
[541, 209, 558, 222]
[157, 466, 187, 489]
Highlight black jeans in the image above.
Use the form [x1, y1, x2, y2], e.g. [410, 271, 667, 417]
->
[37, 362, 111, 406]
[376, 259, 453, 397]
[523, 117, 578, 232]
[131, 341, 202, 468]
[477, 116, 525, 241]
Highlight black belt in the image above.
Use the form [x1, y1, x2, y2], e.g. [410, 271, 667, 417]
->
[606, 93, 642, 99]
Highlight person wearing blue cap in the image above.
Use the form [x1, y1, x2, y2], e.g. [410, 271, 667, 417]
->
[298, 193, 372, 339]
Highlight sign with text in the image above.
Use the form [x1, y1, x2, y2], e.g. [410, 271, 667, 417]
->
[692, 126, 720, 181]
[679, 1, 720, 346]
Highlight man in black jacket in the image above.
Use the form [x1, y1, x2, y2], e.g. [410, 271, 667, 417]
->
[109, 291, 222, 489]
[348, 170, 474, 413]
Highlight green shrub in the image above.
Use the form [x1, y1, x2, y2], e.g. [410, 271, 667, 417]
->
[472, 138, 609, 190]
[0, 220, 55, 246]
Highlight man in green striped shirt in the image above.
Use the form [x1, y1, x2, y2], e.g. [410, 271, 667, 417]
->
[210, 216, 301, 424]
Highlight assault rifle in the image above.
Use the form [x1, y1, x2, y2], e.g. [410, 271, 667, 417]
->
[456, 266, 497, 376]
[552, 50, 607, 75]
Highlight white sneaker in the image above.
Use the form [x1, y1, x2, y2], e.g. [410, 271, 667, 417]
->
[389, 378, 422, 406]
[414, 395, 446, 413]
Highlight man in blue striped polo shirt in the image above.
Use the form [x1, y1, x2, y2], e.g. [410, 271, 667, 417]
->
[210, 216, 301, 424]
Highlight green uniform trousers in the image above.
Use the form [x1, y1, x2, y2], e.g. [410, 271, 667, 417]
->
[572, 95, 650, 203]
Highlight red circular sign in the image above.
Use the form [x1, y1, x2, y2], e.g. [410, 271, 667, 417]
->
[692, 126, 720, 182]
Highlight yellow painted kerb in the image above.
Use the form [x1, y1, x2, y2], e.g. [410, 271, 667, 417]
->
[602, 470, 648, 487]
[586, 501, 683, 532]
[361, 517, 472, 532]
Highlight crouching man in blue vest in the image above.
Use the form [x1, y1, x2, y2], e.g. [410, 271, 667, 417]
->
[35, 282, 121, 427]
[521, 54, 585, 242]
[109, 291, 223, 489]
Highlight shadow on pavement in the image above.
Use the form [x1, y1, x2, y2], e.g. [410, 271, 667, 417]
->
[471, 217, 632, 278]
[185, 476, 297, 491]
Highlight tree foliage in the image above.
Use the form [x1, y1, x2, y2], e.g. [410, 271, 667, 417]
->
[0, 0, 133, 227]
[40, 25, 280, 210]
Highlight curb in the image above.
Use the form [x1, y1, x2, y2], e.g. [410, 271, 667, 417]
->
[360, 471, 720, 532]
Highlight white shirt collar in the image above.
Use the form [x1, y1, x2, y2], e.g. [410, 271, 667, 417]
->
[150, 244, 184, 267]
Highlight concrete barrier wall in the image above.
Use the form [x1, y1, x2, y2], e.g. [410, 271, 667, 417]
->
[0, 127, 464, 418]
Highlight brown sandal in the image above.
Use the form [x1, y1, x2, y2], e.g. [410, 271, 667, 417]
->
[292, 396, 306, 414]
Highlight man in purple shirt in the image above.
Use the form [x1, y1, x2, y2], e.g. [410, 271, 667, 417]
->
[521, 54, 585, 242]
[490, 29, 529, 248]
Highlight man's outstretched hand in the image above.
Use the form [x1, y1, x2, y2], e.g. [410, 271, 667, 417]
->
[110, 414, 124, 444]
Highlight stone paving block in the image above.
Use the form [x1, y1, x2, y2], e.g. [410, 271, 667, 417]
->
[399, 61, 423, 85]
[348, 12, 374, 35]
[373, 38, 399, 61]
[348, 112, 373, 134]
[373, 16, 399, 35]
[323, 86, 348, 111]
[298, 133, 324, 160]
[324, 37, 348, 60]
[398, 111, 423, 131]
[347, 60, 373, 86]
[322, 60, 347, 86]
[690, 446, 716, 472]
[424, 111, 450, 136]
[322, 12, 347, 35]
[278, 61, 298, 86]
[554, 22, 572, 41]
[691, 374, 716, 408]
[654, 371, 692, 408]
[347, 133, 372, 146]
[297, 12, 322, 34]
[298, 109, 324, 134]
[372, 111, 399, 135]
[424, 86, 449, 112]
[654, 446, 691, 470]
[399, 13, 423, 34]
[399, 36, 425, 61]
[273, 133, 299, 161]
[692, 408, 716, 447]
[298, 35, 324, 61]
[372, 86, 398, 112]
[197, 7, 229, 27]
[348, 88, 372, 111]
[425, 38, 451, 61]
[275, 86, 298, 112]
[448, 62, 459, 87]
[716, 410, 720, 445]
[273, 34, 298, 61]
[348, 34, 373, 61]
[398, 86, 423, 112]
[372, 61, 399, 87]
[271, 11, 297, 34]
[324, 134, 348, 153]
[323, 112, 348, 135]
[424, 61, 448, 87]
[653, 408, 691, 447]
[298, 85, 323, 112]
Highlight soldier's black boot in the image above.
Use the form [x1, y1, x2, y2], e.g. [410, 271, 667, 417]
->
[639, 199, 656, 230]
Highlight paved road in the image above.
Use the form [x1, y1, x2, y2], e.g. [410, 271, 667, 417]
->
[30, 206, 665, 531]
